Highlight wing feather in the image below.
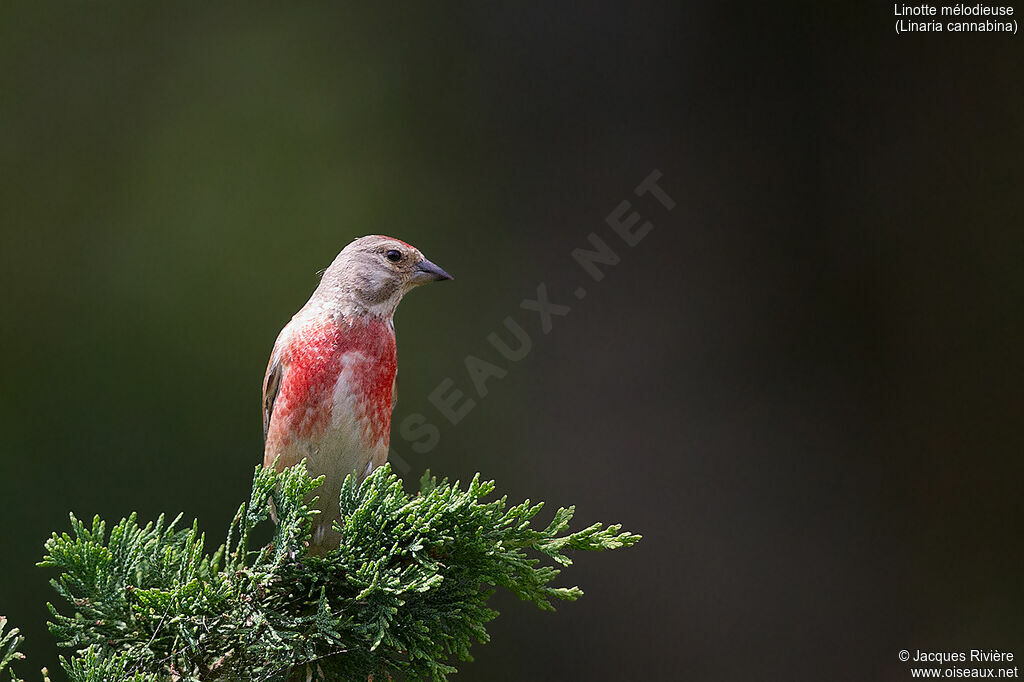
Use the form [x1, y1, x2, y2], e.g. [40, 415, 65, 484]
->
[263, 354, 282, 443]
[391, 373, 398, 413]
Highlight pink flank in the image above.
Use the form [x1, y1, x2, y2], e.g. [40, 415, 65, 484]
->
[271, 316, 396, 450]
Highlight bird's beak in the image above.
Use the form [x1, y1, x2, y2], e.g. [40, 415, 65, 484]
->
[412, 258, 454, 284]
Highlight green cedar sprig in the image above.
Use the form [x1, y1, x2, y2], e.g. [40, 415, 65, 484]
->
[27, 462, 639, 681]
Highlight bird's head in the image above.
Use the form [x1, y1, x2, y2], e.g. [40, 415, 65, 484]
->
[316, 235, 453, 317]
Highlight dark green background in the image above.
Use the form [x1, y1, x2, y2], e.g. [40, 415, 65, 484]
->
[2, 3, 1022, 680]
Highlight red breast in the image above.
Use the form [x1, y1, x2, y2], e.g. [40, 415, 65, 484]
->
[269, 314, 397, 450]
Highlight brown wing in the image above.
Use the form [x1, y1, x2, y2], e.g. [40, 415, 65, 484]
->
[262, 354, 282, 443]
[391, 373, 398, 413]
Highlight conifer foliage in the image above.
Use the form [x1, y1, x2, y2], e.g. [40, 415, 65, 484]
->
[3, 462, 639, 680]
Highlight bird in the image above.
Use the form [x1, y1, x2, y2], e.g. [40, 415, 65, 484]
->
[262, 235, 452, 552]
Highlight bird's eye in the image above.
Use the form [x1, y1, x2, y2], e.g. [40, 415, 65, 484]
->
[385, 249, 402, 263]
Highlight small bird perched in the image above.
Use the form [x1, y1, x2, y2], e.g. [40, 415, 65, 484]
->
[262, 235, 452, 552]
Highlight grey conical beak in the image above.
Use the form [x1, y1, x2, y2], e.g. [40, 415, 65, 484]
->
[413, 258, 453, 283]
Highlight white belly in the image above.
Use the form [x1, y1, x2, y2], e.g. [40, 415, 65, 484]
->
[304, 356, 389, 549]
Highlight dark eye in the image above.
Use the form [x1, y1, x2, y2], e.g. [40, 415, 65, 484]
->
[385, 249, 402, 263]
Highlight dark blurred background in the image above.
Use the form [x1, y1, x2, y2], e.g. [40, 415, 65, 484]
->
[1, 2, 1022, 680]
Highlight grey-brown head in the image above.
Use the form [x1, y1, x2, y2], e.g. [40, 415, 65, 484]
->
[312, 235, 453, 317]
